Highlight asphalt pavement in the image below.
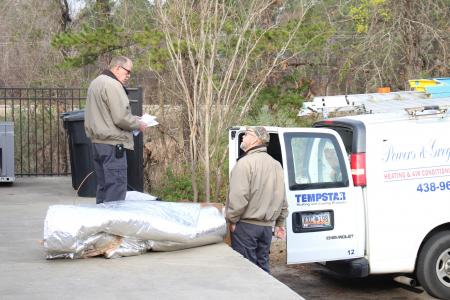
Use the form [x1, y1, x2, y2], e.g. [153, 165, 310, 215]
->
[0, 176, 302, 300]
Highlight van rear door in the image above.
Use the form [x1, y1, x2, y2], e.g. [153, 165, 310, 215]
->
[278, 128, 365, 264]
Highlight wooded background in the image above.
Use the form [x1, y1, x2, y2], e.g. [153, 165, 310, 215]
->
[1, 0, 449, 202]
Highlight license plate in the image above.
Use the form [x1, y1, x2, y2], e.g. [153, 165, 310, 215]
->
[301, 211, 332, 229]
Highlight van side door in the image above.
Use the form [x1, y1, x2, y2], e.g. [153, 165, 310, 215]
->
[278, 128, 365, 263]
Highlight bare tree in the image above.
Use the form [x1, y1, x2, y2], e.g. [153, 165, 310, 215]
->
[154, 0, 314, 202]
[0, 0, 86, 86]
[336, 0, 450, 92]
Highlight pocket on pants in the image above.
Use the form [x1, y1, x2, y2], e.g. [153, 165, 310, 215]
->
[105, 168, 127, 185]
[115, 169, 127, 185]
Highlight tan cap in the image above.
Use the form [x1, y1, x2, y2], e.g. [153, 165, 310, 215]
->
[246, 126, 270, 144]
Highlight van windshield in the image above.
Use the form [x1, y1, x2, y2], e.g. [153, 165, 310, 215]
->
[284, 132, 349, 190]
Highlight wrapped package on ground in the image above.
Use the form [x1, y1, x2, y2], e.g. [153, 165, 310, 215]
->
[43, 200, 227, 259]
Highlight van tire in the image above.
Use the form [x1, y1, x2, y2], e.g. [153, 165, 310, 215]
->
[416, 231, 450, 300]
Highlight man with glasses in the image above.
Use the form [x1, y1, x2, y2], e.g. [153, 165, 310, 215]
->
[226, 126, 288, 273]
[85, 56, 146, 204]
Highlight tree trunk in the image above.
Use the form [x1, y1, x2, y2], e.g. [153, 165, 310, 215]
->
[401, 0, 421, 82]
[56, 0, 71, 32]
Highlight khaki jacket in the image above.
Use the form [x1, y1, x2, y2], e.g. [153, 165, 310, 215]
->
[85, 74, 140, 150]
[226, 146, 288, 227]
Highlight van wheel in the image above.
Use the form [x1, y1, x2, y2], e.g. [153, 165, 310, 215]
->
[416, 231, 450, 300]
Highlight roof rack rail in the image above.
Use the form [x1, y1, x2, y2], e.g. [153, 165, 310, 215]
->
[404, 105, 449, 119]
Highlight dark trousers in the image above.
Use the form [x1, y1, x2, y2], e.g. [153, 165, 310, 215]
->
[92, 143, 127, 204]
[231, 222, 273, 273]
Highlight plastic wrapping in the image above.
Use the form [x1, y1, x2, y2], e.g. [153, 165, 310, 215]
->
[43, 200, 226, 259]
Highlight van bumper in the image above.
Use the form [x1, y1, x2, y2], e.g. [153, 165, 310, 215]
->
[324, 257, 369, 278]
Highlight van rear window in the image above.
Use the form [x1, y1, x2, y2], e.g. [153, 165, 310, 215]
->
[284, 132, 349, 190]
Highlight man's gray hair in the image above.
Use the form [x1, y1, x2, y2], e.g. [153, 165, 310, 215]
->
[109, 56, 130, 69]
[247, 126, 270, 144]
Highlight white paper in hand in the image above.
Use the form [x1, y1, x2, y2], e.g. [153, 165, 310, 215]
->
[141, 113, 159, 127]
[133, 113, 158, 136]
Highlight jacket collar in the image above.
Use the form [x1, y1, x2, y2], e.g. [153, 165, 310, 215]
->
[101, 70, 129, 95]
[237, 144, 267, 161]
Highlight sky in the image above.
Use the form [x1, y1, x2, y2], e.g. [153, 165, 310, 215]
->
[68, 0, 86, 16]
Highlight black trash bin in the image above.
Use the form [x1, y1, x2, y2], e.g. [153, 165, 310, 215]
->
[126, 88, 144, 192]
[61, 110, 97, 197]
[61, 101, 144, 197]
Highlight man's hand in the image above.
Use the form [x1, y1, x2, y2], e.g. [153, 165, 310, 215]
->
[229, 223, 236, 233]
[274, 226, 286, 240]
[138, 120, 147, 132]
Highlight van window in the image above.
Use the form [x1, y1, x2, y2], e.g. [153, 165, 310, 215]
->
[284, 132, 349, 190]
[328, 127, 353, 156]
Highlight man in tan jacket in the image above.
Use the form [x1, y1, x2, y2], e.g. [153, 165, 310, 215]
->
[85, 56, 145, 204]
[226, 126, 288, 273]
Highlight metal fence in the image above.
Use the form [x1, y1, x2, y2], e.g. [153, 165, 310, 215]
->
[0, 88, 86, 176]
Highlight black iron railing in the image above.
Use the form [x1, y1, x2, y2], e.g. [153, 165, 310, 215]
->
[0, 88, 86, 176]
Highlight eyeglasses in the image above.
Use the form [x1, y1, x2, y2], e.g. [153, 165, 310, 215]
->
[120, 66, 131, 75]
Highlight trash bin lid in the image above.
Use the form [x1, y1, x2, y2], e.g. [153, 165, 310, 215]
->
[61, 110, 85, 122]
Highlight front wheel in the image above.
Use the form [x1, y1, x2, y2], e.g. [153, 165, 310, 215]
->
[416, 231, 450, 300]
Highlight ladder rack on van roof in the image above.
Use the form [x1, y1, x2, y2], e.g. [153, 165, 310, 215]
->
[404, 105, 449, 119]
[299, 90, 450, 117]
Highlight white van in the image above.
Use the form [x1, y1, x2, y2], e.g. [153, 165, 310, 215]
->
[229, 106, 450, 300]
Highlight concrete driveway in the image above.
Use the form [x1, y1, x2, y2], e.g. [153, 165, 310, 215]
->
[0, 177, 302, 300]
